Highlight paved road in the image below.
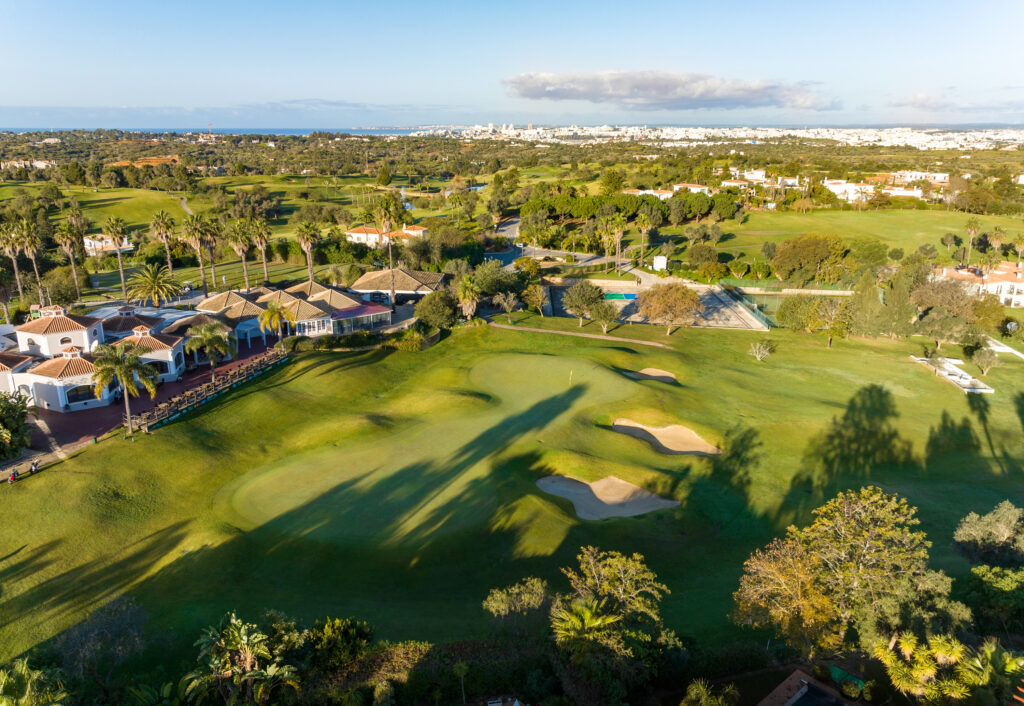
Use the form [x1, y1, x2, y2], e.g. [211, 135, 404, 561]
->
[180, 196, 194, 216]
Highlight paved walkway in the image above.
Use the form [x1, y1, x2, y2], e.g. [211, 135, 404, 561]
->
[986, 335, 1024, 361]
[488, 321, 670, 349]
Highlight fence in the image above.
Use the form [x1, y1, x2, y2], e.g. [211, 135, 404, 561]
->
[718, 277, 853, 294]
[128, 349, 290, 432]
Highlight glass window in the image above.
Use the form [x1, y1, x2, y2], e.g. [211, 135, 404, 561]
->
[65, 385, 93, 404]
[59, 336, 72, 345]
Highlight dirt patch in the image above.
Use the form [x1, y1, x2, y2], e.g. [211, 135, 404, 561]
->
[624, 367, 677, 383]
[537, 475, 679, 520]
[612, 418, 719, 455]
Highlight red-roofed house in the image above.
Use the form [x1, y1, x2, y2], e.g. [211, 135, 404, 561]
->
[934, 262, 1024, 307]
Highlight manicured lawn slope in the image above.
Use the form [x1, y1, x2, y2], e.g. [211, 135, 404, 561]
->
[0, 325, 1020, 672]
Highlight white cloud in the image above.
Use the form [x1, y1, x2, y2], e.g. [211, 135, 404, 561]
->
[888, 93, 956, 111]
[503, 70, 840, 111]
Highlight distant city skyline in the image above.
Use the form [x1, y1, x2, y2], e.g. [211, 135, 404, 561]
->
[3, 0, 1023, 129]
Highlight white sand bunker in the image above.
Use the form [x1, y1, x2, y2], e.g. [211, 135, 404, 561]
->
[624, 367, 677, 383]
[537, 475, 679, 520]
[612, 418, 720, 455]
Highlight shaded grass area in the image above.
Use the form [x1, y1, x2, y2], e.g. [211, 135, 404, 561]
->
[0, 323, 1021, 677]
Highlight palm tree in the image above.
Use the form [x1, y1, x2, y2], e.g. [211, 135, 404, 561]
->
[227, 220, 252, 291]
[295, 222, 320, 282]
[493, 291, 519, 324]
[456, 276, 482, 319]
[149, 210, 177, 274]
[184, 612, 296, 706]
[249, 218, 271, 285]
[956, 638, 1024, 706]
[989, 226, 1006, 259]
[964, 217, 981, 265]
[258, 300, 295, 341]
[635, 211, 652, 269]
[0, 223, 24, 301]
[14, 218, 44, 304]
[205, 218, 223, 288]
[373, 194, 405, 309]
[91, 342, 158, 436]
[609, 213, 627, 272]
[873, 633, 972, 705]
[184, 322, 236, 382]
[182, 213, 209, 295]
[0, 658, 68, 704]
[104, 216, 131, 302]
[550, 597, 621, 662]
[1013, 234, 1024, 264]
[53, 221, 83, 300]
[453, 661, 469, 705]
[681, 679, 740, 706]
[127, 264, 180, 306]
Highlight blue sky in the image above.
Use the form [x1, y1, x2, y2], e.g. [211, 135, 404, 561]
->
[2, 0, 1023, 128]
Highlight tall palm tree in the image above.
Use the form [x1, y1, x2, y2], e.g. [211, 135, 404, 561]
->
[1014, 234, 1024, 264]
[53, 221, 83, 300]
[964, 217, 981, 266]
[14, 219, 44, 304]
[635, 211, 652, 269]
[0, 223, 25, 300]
[227, 220, 252, 291]
[66, 204, 89, 235]
[127, 264, 180, 306]
[104, 216, 131, 302]
[295, 221, 320, 282]
[989, 226, 1006, 259]
[249, 218, 271, 285]
[91, 342, 158, 436]
[182, 213, 209, 295]
[205, 217, 223, 288]
[257, 300, 295, 340]
[149, 210, 177, 274]
[184, 322, 236, 382]
[373, 194, 405, 308]
[456, 276, 482, 319]
[609, 213, 627, 272]
[493, 291, 519, 324]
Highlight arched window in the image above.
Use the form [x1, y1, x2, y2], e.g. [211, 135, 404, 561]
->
[59, 336, 72, 345]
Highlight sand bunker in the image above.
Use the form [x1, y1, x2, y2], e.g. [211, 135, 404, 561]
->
[537, 475, 679, 520]
[624, 367, 677, 383]
[612, 418, 720, 455]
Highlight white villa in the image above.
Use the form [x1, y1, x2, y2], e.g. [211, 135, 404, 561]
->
[83, 234, 134, 257]
[672, 183, 710, 195]
[934, 261, 1024, 308]
[344, 224, 428, 248]
[349, 268, 446, 305]
[621, 188, 674, 200]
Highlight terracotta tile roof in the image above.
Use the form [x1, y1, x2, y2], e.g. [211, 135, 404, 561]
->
[284, 298, 333, 321]
[160, 313, 225, 336]
[404, 225, 427, 232]
[220, 300, 266, 322]
[256, 290, 298, 305]
[310, 288, 364, 311]
[17, 313, 99, 335]
[0, 352, 33, 371]
[196, 290, 253, 313]
[350, 268, 446, 293]
[332, 302, 392, 320]
[116, 329, 182, 351]
[346, 226, 383, 235]
[29, 353, 95, 379]
[284, 280, 330, 299]
[102, 312, 162, 334]
[935, 261, 1024, 285]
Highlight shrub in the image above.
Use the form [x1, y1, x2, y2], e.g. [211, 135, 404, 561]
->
[811, 663, 831, 682]
[308, 617, 374, 672]
[414, 290, 459, 329]
[391, 329, 424, 352]
[278, 335, 314, 352]
[861, 680, 885, 703]
[840, 680, 862, 700]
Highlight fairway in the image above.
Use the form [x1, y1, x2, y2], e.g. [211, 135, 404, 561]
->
[220, 354, 637, 545]
[0, 324, 1021, 674]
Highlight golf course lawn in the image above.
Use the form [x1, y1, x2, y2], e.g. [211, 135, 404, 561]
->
[0, 324, 1021, 672]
